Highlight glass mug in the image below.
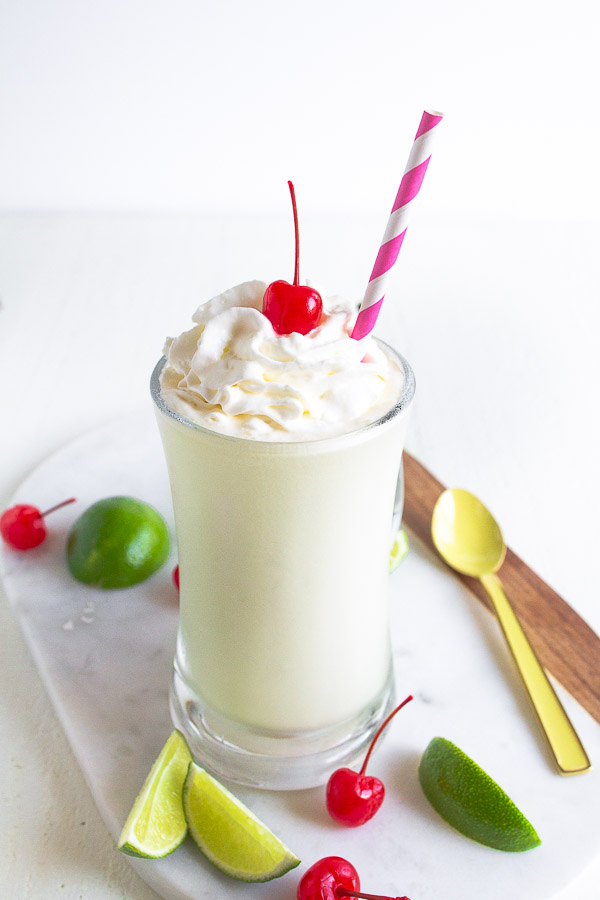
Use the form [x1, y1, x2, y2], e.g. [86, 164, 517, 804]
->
[151, 340, 415, 789]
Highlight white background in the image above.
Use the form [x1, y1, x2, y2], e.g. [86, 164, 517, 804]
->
[0, 0, 599, 220]
[1, 1, 599, 899]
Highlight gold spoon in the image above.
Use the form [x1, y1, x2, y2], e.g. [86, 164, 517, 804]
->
[431, 488, 591, 775]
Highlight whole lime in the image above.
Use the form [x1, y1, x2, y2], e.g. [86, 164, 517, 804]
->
[67, 497, 170, 589]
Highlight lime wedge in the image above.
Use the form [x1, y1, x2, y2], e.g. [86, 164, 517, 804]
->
[390, 529, 409, 572]
[118, 730, 192, 858]
[418, 737, 541, 852]
[183, 762, 300, 881]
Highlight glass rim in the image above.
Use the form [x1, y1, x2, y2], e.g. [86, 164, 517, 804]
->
[150, 337, 415, 447]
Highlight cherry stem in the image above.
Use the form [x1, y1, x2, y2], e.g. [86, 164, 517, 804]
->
[335, 888, 410, 900]
[38, 497, 77, 519]
[287, 180, 300, 286]
[359, 694, 413, 776]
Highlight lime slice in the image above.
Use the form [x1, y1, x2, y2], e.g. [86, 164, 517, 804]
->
[118, 730, 192, 858]
[418, 737, 541, 852]
[390, 529, 409, 572]
[183, 762, 300, 881]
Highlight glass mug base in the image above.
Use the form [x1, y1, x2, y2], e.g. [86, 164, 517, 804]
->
[170, 665, 396, 790]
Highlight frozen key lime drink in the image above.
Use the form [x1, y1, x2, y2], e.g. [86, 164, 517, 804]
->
[151, 279, 415, 789]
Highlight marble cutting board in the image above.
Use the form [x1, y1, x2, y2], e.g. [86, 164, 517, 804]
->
[1, 412, 599, 900]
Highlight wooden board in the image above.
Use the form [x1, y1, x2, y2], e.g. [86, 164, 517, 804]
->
[403, 452, 600, 725]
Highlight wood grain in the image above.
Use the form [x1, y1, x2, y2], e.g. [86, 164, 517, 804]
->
[403, 451, 600, 725]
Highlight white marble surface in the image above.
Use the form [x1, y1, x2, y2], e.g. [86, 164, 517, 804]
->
[0, 214, 599, 900]
[2, 412, 600, 900]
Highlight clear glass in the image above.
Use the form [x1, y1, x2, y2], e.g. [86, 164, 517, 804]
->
[151, 340, 415, 789]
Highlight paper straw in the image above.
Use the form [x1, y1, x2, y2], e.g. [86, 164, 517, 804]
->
[351, 110, 443, 341]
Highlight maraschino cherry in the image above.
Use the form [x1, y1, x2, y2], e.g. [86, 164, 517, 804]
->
[0, 498, 77, 550]
[262, 181, 323, 335]
[297, 856, 410, 900]
[326, 695, 413, 827]
[173, 564, 180, 591]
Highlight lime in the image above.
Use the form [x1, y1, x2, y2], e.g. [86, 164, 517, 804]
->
[390, 529, 409, 572]
[67, 496, 170, 588]
[418, 737, 541, 852]
[118, 730, 192, 858]
[183, 762, 300, 881]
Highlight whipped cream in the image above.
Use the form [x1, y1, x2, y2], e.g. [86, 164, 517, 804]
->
[160, 280, 403, 441]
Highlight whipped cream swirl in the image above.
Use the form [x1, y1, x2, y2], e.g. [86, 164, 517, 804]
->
[160, 281, 403, 441]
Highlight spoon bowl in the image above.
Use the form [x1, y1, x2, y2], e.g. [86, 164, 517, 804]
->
[431, 488, 505, 577]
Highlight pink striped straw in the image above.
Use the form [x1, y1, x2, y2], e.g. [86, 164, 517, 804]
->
[351, 109, 444, 341]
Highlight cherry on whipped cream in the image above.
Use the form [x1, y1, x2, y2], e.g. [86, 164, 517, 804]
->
[262, 181, 323, 335]
[326, 695, 413, 827]
[297, 857, 410, 900]
[0, 498, 77, 550]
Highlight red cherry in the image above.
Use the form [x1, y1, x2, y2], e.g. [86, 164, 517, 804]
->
[297, 857, 359, 900]
[0, 505, 45, 549]
[263, 280, 322, 336]
[297, 857, 410, 900]
[326, 766, 384, 827]
[0, 498, 77, 550]
[262, 181, 322, 335]
[173, 564, 180, 590]
[326, 695, 413, 827]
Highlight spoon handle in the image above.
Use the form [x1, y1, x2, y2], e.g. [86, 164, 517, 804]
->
[480, 573, 591, 775]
